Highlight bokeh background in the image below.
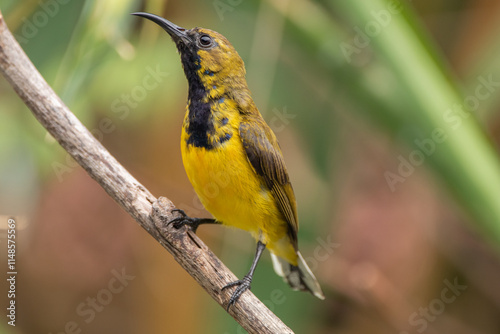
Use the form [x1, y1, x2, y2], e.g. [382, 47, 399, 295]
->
[1, 0, 500, 333]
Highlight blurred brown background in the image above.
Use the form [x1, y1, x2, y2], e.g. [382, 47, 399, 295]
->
[1, 0, 500, 333]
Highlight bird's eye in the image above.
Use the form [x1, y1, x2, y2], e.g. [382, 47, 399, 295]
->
[199, 34, 213, 48]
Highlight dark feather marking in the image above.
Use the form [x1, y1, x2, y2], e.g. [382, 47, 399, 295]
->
[178, 45, 214, 149]
[218, 132, 232, 144]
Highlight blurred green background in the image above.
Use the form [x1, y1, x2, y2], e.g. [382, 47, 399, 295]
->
[1, 0, 500, 333]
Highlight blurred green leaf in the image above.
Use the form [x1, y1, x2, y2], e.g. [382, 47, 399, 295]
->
[272, 0, 500, 243]
[334, 0, 500, 240]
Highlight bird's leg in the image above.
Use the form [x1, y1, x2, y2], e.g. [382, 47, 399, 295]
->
[169, 209, 219, 233]
[222, 241, 266, 310]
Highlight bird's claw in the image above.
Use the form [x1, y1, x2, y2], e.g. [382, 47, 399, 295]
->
[168, 209, 199, 232]
[222, 275, 252, 311]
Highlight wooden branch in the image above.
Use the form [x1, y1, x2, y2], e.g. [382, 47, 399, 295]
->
[0, 11, 293, 334]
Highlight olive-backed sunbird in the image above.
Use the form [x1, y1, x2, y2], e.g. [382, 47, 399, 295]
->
[132, 12, 325, 308]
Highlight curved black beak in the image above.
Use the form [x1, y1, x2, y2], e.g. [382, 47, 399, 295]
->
[132, 12, 190, 45]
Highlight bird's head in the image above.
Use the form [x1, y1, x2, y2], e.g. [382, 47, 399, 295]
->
[132, 12, 247, 93]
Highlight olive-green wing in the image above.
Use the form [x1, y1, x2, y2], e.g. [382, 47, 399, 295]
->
[239, 117, 298, 247]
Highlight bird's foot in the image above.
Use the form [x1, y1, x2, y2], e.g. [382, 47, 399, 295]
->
[222, 275, 252, 311]
[169, 209, 202, 233]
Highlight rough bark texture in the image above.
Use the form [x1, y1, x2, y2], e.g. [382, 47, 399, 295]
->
[0, 11, 293, 334]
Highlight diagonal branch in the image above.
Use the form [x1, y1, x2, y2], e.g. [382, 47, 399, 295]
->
[0, 11, 293, 334]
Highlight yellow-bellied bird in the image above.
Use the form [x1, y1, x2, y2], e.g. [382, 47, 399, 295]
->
[132, 12, 325, 309]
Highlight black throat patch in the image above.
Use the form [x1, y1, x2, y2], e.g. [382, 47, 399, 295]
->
[180, 49, 215, 149]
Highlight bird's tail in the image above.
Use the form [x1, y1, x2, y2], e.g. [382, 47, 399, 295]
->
[270, 252, 325, 300]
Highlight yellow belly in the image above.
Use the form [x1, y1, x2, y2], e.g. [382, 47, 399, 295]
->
[180, 128, 288, 246]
